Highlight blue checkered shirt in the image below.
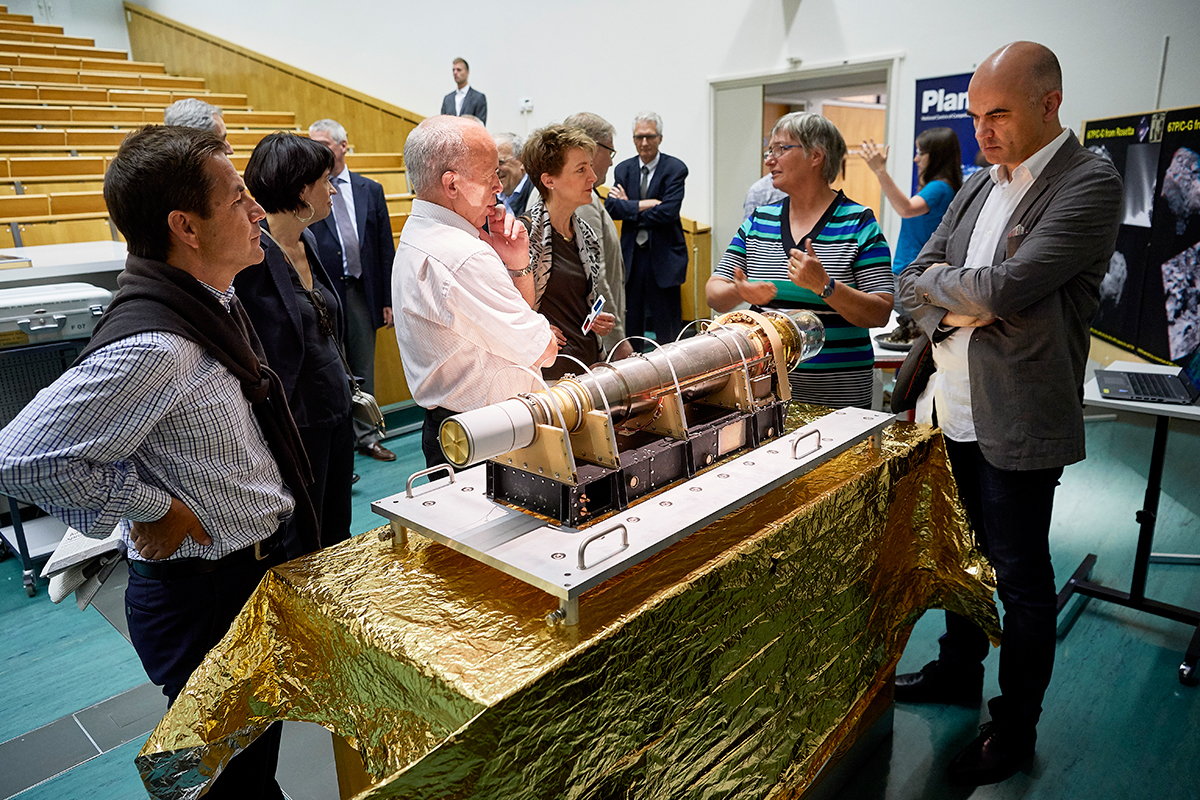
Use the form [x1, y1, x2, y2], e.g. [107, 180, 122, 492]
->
[0, 283, 293, 561]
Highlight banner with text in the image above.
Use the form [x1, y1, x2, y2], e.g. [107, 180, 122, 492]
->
[914, 72, 979, 193]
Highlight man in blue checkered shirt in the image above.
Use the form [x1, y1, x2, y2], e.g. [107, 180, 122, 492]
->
[0, 126, 301, 798]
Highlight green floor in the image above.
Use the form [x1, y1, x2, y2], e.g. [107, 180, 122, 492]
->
[2, 409, 1199, 798]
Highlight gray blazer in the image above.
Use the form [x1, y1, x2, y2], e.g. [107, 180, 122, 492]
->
[898, 133, 1122, 471]
[440, 87, 487, 125]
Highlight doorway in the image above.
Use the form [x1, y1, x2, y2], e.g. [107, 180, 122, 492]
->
[711, 58, 899, 272]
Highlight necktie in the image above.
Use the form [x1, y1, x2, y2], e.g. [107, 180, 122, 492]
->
[636, 166, 650, 246]
[330, 178, 362, 279]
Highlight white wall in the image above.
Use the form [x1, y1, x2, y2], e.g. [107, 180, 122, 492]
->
[89, 0, 1200, 230]
[8, 0, 130, 52]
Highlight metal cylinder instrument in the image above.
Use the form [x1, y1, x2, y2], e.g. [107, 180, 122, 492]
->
[440, 309, 823, 469]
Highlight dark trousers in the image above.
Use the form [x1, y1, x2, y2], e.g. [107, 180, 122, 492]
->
[421, 406, 456, 474]
[125, 543, 287, 798]
[296, 411, 355, 555]
[343, 276, 381, 447]
[625, 246, 682, 351]
[939, 438, 1063, 729]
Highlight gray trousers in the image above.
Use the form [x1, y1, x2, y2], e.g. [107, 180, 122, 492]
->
[343, 277, 381, 446]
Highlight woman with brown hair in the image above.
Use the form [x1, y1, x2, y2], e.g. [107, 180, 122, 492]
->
[521, 124, 627, 381]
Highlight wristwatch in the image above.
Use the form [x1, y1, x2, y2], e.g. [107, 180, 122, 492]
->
[818, 277, 836, 299]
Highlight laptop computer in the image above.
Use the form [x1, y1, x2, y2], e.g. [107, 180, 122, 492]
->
[1094, 355, 1200, 404]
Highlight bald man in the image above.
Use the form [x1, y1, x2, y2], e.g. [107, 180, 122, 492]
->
[393, 116, 556, 470]
[896, 42, 1122, 785]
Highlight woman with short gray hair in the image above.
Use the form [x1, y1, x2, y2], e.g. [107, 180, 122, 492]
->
[708, 111, 893, 409]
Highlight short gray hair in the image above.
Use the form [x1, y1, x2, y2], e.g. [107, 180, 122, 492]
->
[632, 111, 662, 136]
[771, 112, 846, 185]
[405, 116, 469, 197]
[308, 118, 347, 144]
[565, 112, 615, 144]
[493, 131, 524, 158]
[164, 98, 222, 131]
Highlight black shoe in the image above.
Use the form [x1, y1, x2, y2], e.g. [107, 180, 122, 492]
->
[352, 473, 361, 484]
[894, 660, 982, 706]
[947, 720, 1036, 785]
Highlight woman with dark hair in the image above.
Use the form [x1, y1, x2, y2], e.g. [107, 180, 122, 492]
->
[235, 132, 354, 555]
[860, 127, 962, 281]
[521, 124, 627, 381]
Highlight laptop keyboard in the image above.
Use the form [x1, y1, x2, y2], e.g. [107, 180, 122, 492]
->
[1128, 372, 1177, 399]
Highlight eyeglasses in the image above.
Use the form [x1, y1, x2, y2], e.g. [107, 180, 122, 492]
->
[306, 284, 336, 338]
[498, 157, 517, 167]
[598, 141, 617, 157]
[633, 134, 660, 142]
[763, 144, 801, 161]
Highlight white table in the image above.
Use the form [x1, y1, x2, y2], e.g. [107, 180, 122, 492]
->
[1059, 360, 1200, 685]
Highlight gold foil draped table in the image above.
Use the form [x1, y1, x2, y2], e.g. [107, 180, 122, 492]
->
[137, 410, 999, 799]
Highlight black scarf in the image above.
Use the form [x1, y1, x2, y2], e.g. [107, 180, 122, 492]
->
[79, 254, 320, 555]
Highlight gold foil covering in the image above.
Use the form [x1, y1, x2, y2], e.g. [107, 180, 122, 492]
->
[137, 410, 998, 799]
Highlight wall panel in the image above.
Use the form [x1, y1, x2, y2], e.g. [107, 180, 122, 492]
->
[123, 2, 421, 154]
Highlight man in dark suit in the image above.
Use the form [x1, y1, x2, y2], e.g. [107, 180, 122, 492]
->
[605, 112, 687, 349]
[896, 42, 1122, 785]
[440, 58, 487, 126]
[494, 132, 533, 217]
[308, 118, 397, 461]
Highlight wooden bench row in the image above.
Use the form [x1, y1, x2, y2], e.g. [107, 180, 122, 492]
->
[0, 39, 127, 61]
[0, 152, 403, 179]
[0, 52, 165, 74]
[0, 84, 249, 108]
[0, 126, 299, 153]
[0, 104, 296, 127]
[0, 67, 204, 91]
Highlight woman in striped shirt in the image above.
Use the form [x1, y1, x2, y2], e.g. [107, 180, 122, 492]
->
[708, 112, 893, 409]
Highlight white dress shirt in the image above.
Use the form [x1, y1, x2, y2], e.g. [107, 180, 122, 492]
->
[917, 126, 1073, 440]
[454, 85, 470, 115]
[638, 153, 660, 194]
[393, 199, 553, 412]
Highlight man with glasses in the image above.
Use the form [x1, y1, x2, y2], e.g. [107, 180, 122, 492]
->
[393, 116, 558, 470]
[493, 131, 533, 217]
[307, 118, 397, 463]
[605, 111, 688, 350]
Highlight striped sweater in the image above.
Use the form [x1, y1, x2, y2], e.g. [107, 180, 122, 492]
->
[715, 193, 892, 407]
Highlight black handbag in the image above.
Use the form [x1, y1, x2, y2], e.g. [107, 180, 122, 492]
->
[890, 332, 934, 414]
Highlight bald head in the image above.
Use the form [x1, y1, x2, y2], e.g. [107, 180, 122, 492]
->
[977, 41, 1062, 107]
[968, 41, 1065, 171]
[404, 115, 500, 227]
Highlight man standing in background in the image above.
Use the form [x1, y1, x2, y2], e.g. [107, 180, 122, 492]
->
[494, 132, 533, 216]
[163, 97, 233, 155]
[441, 58, 487, 125]
[564, 111, 631, 359]
[605, 112, 688, 349]
[308, 118, 397, 462]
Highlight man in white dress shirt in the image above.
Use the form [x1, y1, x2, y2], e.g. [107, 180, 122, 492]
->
[394, 116, 557, 468]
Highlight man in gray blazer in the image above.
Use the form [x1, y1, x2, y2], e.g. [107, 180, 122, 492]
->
[896, 42, 1122, 786]
[440, 58, 487, 125]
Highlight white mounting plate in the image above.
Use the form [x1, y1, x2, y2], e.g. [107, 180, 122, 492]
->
[372, 408, 893, 606]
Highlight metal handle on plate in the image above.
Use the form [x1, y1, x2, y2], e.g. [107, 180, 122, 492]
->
[577, 523, 629, 570]
[791, 428, 821, 460]
[405, 464, 456, 497]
